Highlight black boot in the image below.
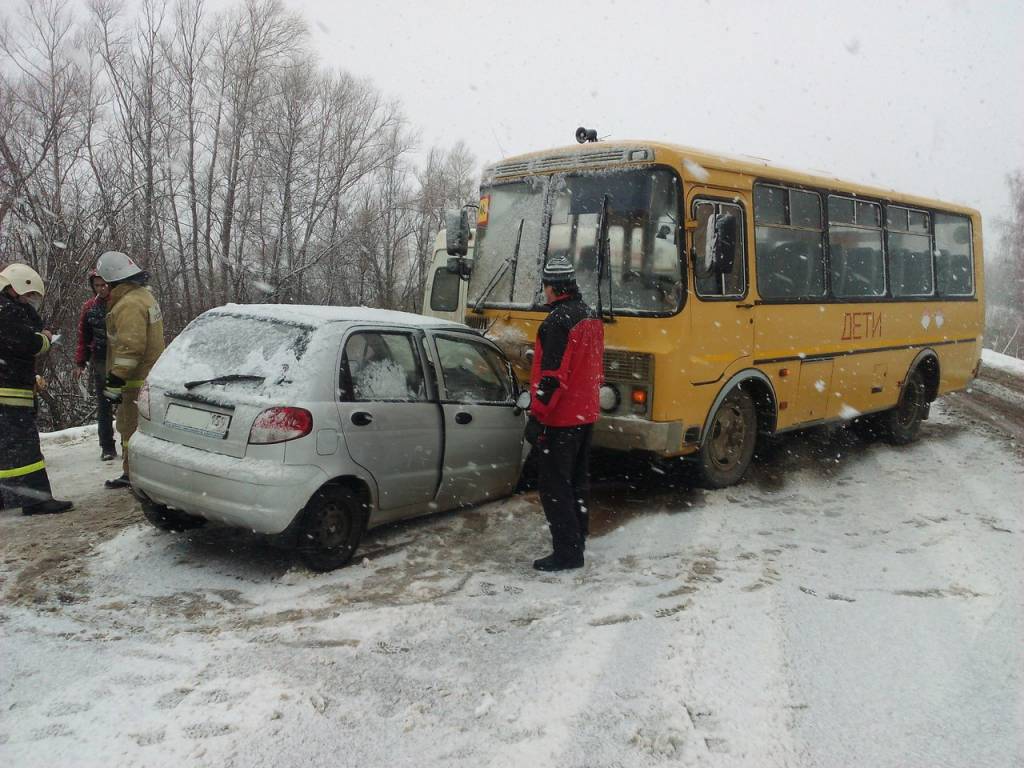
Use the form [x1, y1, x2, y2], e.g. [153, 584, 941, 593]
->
[105, 474, 130, 489]
[101, 451, 117, 461]
[532, 552, 584, 572]
[22, 499, 73, 515]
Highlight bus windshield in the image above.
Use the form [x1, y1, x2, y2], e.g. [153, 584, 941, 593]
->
[470, 167, 683, 314]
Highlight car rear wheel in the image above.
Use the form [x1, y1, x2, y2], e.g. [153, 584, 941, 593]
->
[697, 387, 758, 489]
[884, 368, 927, 445]
[140, 497, 207, 532]
[297, 487, 367, 572]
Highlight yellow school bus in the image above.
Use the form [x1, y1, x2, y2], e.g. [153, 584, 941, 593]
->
[448, 135, 983, 487]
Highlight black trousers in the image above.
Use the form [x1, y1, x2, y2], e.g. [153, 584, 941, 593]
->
[0, 404, 53, 510]
[537, 423, 593, 560]
[91, 362, 116, 454]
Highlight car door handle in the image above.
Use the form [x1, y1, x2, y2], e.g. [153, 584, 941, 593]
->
[455, 411, 473, 425]
[351, 411, 373, 426]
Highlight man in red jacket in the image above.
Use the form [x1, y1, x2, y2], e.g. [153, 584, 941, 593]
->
[527, 254, 604, 571]
[72, 272, 116, 461]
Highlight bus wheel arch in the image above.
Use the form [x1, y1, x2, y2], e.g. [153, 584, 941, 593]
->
[697, 371, 777, 488]
[911, 349, 940, 402]
[883, 358, 933, 446]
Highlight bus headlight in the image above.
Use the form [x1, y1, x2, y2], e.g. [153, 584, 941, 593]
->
[599, 384, 620, 413]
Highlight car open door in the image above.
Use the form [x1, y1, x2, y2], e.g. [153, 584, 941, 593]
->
[337, 328, 442, 513]
[426, 332, 525, 510]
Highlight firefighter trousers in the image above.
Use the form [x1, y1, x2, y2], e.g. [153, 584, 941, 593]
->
[115, 386, 140, 477]
[0, 403, 54, 511]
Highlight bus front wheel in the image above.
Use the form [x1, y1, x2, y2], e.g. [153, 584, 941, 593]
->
[884, 369, 927, 445]
[698, 387, 758, 488]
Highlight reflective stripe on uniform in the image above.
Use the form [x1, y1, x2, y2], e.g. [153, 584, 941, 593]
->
[0, 388, 34, 399]
[125, 379, 145, 389]
[0, 397, 34, 407]
[0, 459, 46, 478]
[113, 356, 139, 367]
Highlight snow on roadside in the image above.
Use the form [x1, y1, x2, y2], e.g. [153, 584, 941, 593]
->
[39, 423, 98, 446]
[2, 400, 1021, 767]
[982, 347, 1024, 377]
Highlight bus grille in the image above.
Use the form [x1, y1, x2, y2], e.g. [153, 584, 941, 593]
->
[464, 315, 488, 330]
[603, 350, 652, 384]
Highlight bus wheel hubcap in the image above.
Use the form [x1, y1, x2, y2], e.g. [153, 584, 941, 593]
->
[710, 405, 745, 468]
[898, 382, 922, 427]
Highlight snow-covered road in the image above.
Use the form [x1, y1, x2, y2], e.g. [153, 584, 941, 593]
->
[2, 357, 1022, 768]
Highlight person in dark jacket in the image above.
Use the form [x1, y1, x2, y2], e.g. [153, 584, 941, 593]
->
[527, 254, 604, 571]
[73, 271, 116, 460]
[0, 263, 74, 515]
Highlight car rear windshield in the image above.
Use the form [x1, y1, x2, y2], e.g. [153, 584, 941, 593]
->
[148, 313, 313, 391]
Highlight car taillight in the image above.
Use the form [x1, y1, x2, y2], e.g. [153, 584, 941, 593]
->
[248, 407, 312, 444]
[137, 382, 151, 420]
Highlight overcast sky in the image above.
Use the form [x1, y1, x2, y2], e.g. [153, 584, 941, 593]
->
[288, 0, 1022, 248]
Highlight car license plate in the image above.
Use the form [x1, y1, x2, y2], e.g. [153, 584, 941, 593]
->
[164, 403, 231, 439]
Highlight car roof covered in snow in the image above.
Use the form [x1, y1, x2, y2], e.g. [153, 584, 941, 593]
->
[207, 303, 467, 329]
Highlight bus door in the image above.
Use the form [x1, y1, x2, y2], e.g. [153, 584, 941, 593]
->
[749, 183, 836, 427]
[687, 193, 753, 385]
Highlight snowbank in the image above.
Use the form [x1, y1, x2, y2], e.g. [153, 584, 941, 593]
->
[982, 348, 1024, 378]
[40, 423, 99, 446]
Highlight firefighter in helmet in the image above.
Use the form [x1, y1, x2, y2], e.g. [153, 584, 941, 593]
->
[0, 263, 74, 515]
[94, 251, 165, 489]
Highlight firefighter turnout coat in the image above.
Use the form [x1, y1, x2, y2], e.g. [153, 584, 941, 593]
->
[105, 282, 165, 473]
[0, 292, 54, 509]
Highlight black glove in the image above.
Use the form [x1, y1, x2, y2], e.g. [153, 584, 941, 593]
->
[103, 372, 125, 403]
[536, 375, 559, 405]
[524, 417, 545, 446]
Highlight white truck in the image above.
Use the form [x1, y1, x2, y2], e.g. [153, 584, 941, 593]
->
[421, 227, 474, 322]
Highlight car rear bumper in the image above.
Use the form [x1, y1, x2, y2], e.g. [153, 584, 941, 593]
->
[129, 432, 328, 534]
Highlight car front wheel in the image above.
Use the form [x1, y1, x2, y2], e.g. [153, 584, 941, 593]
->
[297, 487, 367, 572]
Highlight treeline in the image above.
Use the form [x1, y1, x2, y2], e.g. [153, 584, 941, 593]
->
[986, 170, 1024, 360]
[0, 0, 477, 427]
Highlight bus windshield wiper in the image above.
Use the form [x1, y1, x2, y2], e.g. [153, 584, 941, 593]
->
[184, 374, 265, 390]
[472, 219, 524, 313]
[596, 194, 615, 322]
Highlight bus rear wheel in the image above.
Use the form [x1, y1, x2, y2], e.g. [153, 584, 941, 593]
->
[884, 369, 927, 445]
[697, 387, 758, 488]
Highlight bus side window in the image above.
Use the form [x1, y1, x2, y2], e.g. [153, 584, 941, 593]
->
[693, 200, 746, 298]
[754, 185, 826, 300]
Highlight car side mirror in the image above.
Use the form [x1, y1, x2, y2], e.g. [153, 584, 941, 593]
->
[514, 390, 531, 414]
[445, 209, 471, 257]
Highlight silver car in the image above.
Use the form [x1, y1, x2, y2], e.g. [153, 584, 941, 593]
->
[129, 305, 527, 570]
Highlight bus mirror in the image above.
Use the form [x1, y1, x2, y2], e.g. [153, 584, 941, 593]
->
[445, 209, 470, 256]
[712, 212, 737, 273]
[446, 256, 473, 279]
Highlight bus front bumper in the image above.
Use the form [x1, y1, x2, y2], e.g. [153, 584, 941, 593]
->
[592, 415, 688, 455]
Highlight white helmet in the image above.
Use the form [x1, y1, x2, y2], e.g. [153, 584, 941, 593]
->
[96, 250, 143, 283]
[0, 263, 45, 297]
